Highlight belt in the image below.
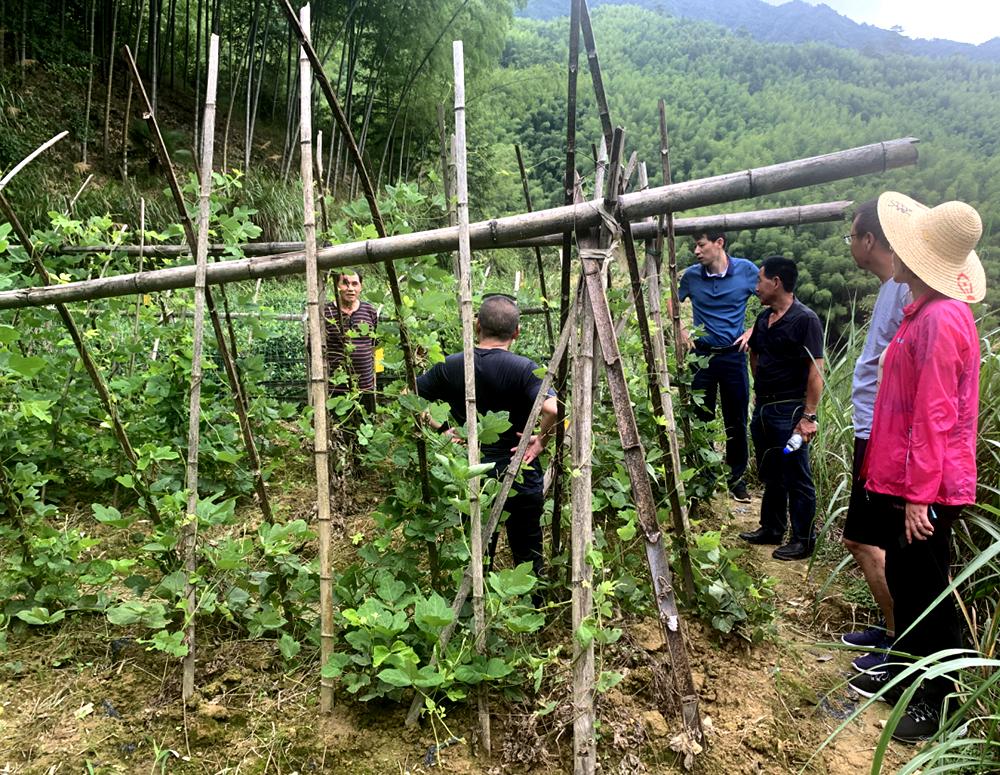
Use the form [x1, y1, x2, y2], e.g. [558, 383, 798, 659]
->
[695, 343, 740, 354]
[756, 393, 802, 405]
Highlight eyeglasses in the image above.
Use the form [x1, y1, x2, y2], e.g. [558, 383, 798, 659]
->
[843, 233, 859, 245]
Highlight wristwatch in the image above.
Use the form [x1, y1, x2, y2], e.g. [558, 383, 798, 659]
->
[802, 412, 818, 423]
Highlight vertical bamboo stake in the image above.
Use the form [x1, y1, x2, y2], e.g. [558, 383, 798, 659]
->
[581, 132, 703, 746]
[279, 0, 433, 539]
[570, 276, 595, 775]
[658, 99, 692, 453]
[453, 39, 491, 756]
[610, 133, 695, 601]
[298, 4, 335, 714]
[553, 0, 582, 563]
[122, 44, 273, 523]
[513, 143, 554, 349]
[404, 291, 579, 728]
[181, 31, 218, 704]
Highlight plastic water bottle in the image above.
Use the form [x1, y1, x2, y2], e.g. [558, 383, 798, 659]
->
[783, 433, 804, 454]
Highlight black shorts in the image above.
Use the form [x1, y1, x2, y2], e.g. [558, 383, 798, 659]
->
[843, 437, 886, 546]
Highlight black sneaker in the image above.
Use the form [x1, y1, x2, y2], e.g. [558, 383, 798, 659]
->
[848, 670, 905, 705]
[730, 482, 751, 503]
[772, 539, 814, 561]
[738, 527, 783, 545]
[841, 623, 888, 648]
[891, 700, 940, 744]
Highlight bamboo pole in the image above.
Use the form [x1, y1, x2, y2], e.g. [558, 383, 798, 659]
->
[553, 0, 583, 565]
[513, 143, 554, 348]
[658, 100, 694, 456]
[571, 245, 596, 775]
[0, 138, 918, 310]
[53, 201, 853, 258]
[297, 5, 335, 714]
[121, 44, 273, 523]
[0, 132, 69, 194]
[610, 134, 695, 602]
[404, 284, 579, 727]
[181, 31, 218, 705]
[578, 0, 612, 151]
[277, 0, 432, 528]
[453, 39, 490, 755]
[582, 128, 702, 744]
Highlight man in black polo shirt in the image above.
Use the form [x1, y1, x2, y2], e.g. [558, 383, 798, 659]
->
[739, 256, 824, 560]
[415, 295, 558, 578]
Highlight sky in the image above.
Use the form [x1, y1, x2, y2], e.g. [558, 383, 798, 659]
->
[763, 0, 1000, 45]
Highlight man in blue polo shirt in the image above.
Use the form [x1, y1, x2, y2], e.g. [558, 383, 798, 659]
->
[675, 230, 759, 502]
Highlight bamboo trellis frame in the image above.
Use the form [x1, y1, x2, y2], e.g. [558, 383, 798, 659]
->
[50, 200, 850, 258]
[514, 143, 555, 348]
[0, 139, 916, 310]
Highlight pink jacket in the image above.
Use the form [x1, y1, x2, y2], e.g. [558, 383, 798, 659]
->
[864, 293, 980, 506]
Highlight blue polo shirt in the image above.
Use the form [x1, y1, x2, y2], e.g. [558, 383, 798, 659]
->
[678, 256, 758, 348]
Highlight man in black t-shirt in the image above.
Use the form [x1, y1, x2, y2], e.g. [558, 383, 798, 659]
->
[739, 256, 825, 561]
[416, 296, 558, 578]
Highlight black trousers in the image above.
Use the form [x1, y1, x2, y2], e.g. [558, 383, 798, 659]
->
[872, 493, 964, 702]
[750, 400, 816, 542]
[484, 455, 545, 578]
[691, 349, 750, 488]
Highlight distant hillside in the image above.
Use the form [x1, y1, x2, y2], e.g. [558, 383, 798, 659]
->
[517, 0, 1000, 61]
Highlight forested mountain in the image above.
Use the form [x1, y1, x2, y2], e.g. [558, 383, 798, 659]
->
[470, 6, 1000, 323]
[0, 1, 996, 329]
[518, 0, 1000, 62]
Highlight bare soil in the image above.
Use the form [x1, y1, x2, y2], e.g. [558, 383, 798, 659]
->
[0, 490, 915, 774]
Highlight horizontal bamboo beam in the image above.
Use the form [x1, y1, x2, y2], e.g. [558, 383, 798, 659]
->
[0, 138, 916, 310]
[53, 200, 852, 257]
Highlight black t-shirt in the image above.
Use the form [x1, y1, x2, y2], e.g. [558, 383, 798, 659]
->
[748, 299, 824, 400]
[415, 347, 551, 462]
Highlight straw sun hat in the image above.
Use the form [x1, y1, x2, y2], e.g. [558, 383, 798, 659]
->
[877, 191, 986, 303]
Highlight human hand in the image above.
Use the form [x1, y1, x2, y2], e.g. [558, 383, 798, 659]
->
[443, 427, 463, 445]
[734, 327, 753, 353]
[514, 433, 546, 466]
[794, 417, 818, 443]
[904, 501, 934, 543]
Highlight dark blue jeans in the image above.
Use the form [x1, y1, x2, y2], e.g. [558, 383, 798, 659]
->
[691, 349, 749, 488]
[750, 400, 816, 542]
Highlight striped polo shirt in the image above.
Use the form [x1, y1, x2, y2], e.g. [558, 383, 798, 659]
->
[324, 300, 378, 391]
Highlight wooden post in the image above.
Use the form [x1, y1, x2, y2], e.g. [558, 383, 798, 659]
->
[513, 143, 554, 348]
[181, 31, 219, 704]
[121, 44, 273, 523]
[297, 5, 335, 714]
[453, 39, 490, 755]
[581, 127, 703, 745]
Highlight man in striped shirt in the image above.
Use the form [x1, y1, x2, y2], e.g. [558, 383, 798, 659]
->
[325, 271, 378, 414]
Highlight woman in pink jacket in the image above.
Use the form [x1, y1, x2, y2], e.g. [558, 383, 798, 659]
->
[848, 192, 984, 743]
